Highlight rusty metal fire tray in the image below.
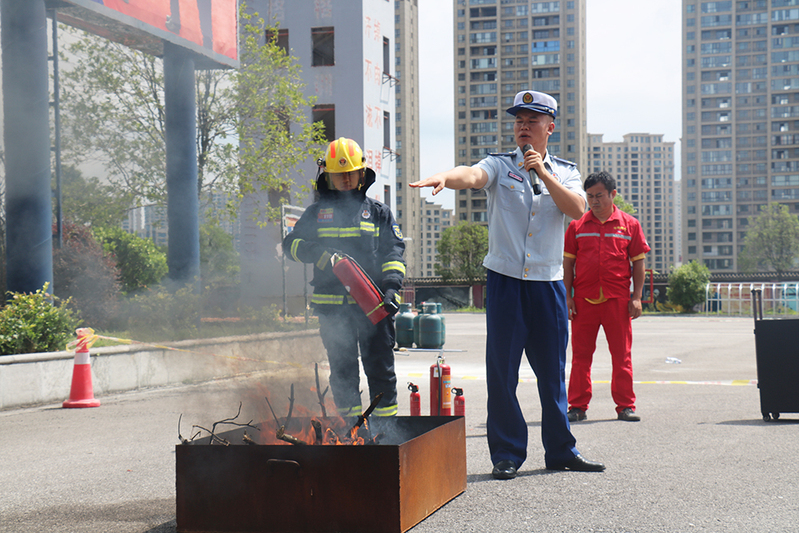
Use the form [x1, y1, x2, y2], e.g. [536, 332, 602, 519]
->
[176, 416, 466, 533]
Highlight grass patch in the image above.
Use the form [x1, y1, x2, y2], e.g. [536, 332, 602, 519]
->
[454, 306, 486, 313]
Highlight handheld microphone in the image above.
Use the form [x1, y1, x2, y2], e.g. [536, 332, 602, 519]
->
[521, 144, 542, 195]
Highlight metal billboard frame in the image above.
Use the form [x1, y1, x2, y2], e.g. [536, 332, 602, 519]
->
[50, 0, 238, 69]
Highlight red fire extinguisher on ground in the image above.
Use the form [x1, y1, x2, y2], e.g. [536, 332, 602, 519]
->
[452, 387, 465, 417]
[430, 354, 452, 416]
[408, 382, 421, 416]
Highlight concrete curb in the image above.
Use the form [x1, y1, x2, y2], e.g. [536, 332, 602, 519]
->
[0, 329, 324, 410]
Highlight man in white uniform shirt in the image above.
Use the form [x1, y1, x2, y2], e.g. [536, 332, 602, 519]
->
[410, 91, 605, 479]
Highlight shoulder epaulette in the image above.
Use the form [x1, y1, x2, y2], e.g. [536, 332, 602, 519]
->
[487, 151, 515, 157]
[551, 155, 577, 167]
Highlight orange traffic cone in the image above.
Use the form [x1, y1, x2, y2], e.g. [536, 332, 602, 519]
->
[63, 328, 101, 408]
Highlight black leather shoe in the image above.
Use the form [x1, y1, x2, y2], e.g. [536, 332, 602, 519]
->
[547, 454, 606, 472]
[567, 408, 587, 422]
[618, 408, 641, 421]
[491, 460, 517, 480]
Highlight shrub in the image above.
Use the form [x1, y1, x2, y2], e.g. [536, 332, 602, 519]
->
[667, 261, 711, 311]
[53, 222, 122, 330]
[94, 226, 168, 294]
[124, 284, 201, 341]
[0, 284, 80, 355]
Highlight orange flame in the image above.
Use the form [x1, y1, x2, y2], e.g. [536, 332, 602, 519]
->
[254, 404, 371, 446]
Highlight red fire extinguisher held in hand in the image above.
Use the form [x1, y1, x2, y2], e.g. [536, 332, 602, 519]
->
[330, 253, 398, 325]
[430, 354, 451, 416]
[408, 382, 421, 416]
[452, 387, 465, 417]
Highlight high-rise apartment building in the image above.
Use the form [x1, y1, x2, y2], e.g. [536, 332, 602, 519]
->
[420, 199, 454, 278]
[122, 204, 168, 247]
[395, 0, 423, 279]
[587, 133, 678, 273]
[682, 0, 799, 271]
[453, 0, 587, 225]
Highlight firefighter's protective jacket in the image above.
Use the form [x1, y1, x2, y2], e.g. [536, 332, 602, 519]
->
[282, 167, 406, 311]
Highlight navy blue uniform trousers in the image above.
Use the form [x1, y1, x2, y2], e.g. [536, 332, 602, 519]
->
[317, 304, 398, 415]
[486, 270, 579, 469]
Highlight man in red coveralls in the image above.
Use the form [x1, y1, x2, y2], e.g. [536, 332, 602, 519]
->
[563, 171, 650, 422]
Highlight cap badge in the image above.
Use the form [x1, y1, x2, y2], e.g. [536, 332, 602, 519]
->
[338, 158, 347, 167]
[522, 92, 534, 104]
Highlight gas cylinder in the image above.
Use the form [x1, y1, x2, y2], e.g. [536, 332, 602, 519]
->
[395, 303, 415, 348]
[413, 302, 425, 348]
[452, 387, 465, 417]
[419, 303, 444, 349]
[429, 354, 452, 416]
[408, 382, 421, 416]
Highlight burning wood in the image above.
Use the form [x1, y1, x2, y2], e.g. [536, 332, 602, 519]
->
[315, 363, 329, 418]
[285, 384, 295, 426]
[311, 419, 324, 445]
[276, 425, 307, 446]
[325, 427, 342, 443]
[179, 383, 388, 447]
[254, 384, 389, 446]
[178, 403, 259, 445]
[352, 392, 383, 432]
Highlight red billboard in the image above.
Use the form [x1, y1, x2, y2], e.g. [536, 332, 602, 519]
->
[55, 0, 238, 68]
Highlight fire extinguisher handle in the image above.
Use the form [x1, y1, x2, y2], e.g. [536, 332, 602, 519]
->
[384, 299, 399, 315]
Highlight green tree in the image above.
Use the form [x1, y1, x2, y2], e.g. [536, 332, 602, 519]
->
[739, 202, 799, 274]
[59, 2, 324, 220]
[52, 223, 122, 330]
[667, 260, 710, 311]
[199, 222, 241, 317]
[435, 222, 489, 283]
[614, 192, 637, 215]
[94, 227, 168, 294]
[235, 7, 326, 221]
[57, 165, 134, 229]
[200, 222, 240, 284]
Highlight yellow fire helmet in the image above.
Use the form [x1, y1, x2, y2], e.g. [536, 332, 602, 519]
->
[324, 137, 366, 174]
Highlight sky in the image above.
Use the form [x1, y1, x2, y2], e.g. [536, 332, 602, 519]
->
[417, 0, 682, 210]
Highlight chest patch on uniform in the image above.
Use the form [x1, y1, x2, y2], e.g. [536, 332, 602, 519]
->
[507, 171, 524, 182]
[362, 209, 371, 219]
[614, 226, 627, 232]
[393, 224, 403, 239]
[318, 208, 334, 223]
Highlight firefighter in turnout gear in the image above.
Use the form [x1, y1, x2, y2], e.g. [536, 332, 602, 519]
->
[283, 138, 406, 417]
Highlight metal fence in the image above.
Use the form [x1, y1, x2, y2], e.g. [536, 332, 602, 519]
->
[705, 282, 799, 316]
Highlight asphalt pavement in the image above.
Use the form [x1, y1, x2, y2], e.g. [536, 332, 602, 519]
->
[1, 314, 797, 533]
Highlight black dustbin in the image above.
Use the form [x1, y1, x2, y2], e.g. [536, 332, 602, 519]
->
[751, 289, 799, 421]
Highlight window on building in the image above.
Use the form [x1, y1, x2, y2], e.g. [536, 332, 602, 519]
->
[266, 28, 289, 52]
[383, 111, 391, 149]
[383, 37, 390, 76]
[313, 104, 335, 141]
[312, 27, 334, 66]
